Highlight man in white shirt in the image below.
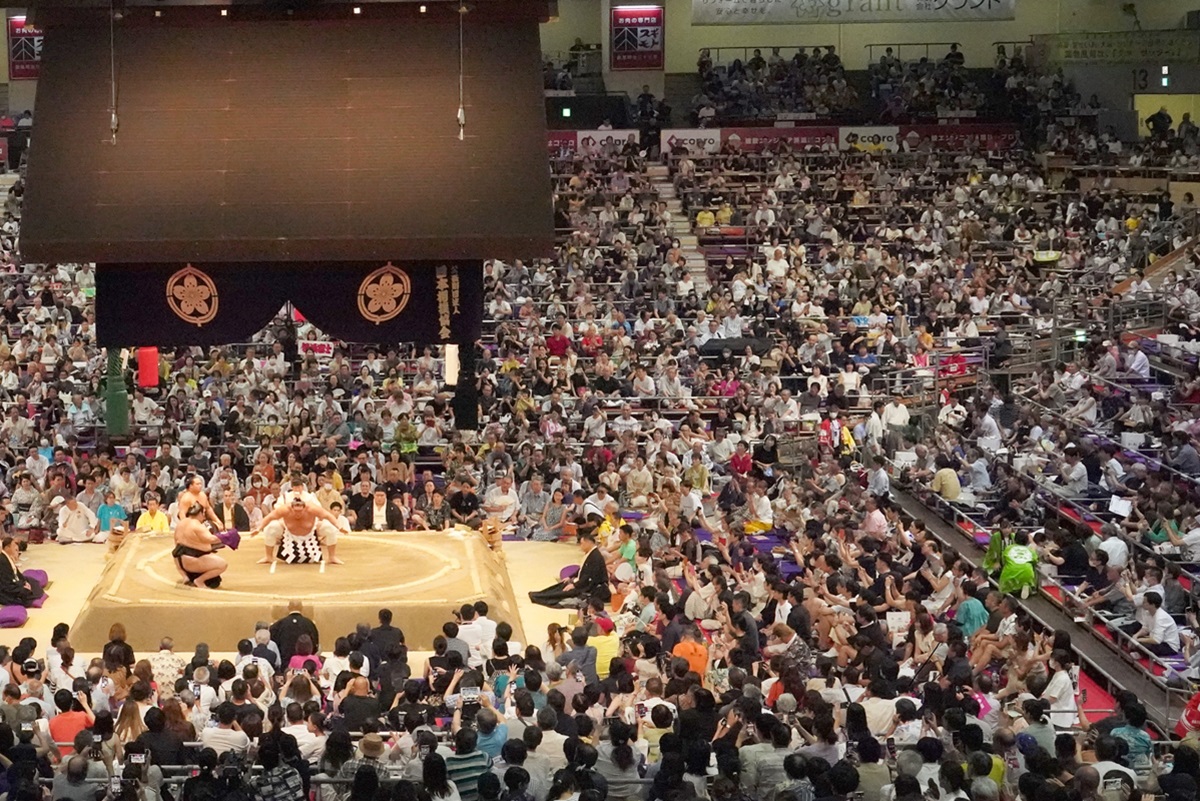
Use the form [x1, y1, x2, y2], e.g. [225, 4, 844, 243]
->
[582, 407, 607, 441]
[975, 411, 1002, 453]
[535, 707, 569, 770]
[1124, 341, 1151, 379]
[199, 704, 251, 756]
[583, 483, 615, 519]
[455, 604, 487, 667]
[865, 402, 885, 456]
[721, 312, 745, 339]
[777, 390, 800, 422]
[708, 429, 735, 467]
[187, 667, 219, 718]
[282, 704, 324, 763]
[1096, 522, 1130, 569]
[1058, 447, 1089, 496]
[482, 475, 520, 525]
[25, 445, 49, 484]
[234, 640, 275, 686]
[678, 480, 703, 525]
[131, 389, 160, 427]
[1134, 592, 1180, 655]
[56, 497, 100, 544]
[472, 601, 499, 648]
[881, 396, 910, 430]
[609, 405, 641, 437]
[753, 202, 776, 227]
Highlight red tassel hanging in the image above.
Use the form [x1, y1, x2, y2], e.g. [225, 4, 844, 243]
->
[136, 347, 159, 388]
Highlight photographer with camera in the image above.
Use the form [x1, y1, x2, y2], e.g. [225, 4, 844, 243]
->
[97, 742, 163, 801]
[180, 747, 255, 801]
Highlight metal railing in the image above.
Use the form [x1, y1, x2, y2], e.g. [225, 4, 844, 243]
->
[700, 45, 837, 68]
[542, 46, 603, 75]
[898, 367, 1200, 729]
[865, 42, 963, 64]
[991, 40, 1033, 59]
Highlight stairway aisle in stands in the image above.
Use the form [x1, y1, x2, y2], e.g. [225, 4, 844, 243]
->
[647, 164, 710, 295]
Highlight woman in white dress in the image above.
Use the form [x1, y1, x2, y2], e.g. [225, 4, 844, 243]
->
[1043, 648, 1079, 728]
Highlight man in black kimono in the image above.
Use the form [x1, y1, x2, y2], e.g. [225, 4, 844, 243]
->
[269, 599, 320, 664]
[0, 537, 43, 606]
[529, 530, 611, 608]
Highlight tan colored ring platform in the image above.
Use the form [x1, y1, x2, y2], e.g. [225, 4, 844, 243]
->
[70, 529, 524, 652]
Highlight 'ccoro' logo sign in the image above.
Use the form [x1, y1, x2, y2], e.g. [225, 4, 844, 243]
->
[844, 132, 895, 146]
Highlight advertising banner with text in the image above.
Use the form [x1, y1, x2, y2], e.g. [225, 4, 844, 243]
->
[6, 17, 41, 80]
[663, 128, 723, 153]
[547, 130, 579, 154]
[721, 126, 840, 151]
[546, 130, 642, 154]
[692, 0, 1015, 26]
[1036, 30, 1200, 64]
[553, 125, 1016, 153]
[897, 123, 1019, 152]
[576, 129, 641, 153]
[610, 6, 665, 70]
[839, 125, 900, 152]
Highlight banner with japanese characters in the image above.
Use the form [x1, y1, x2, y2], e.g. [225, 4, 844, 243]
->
[610, 6, 664, 70]
[7, 17, 41, 80]
[692, 0, 1015, 25]
[1035, 31, 1200, 64]
[722, 126, 839, 151]
[547, 130, 579, 155]
[897, 124, 1020, 152]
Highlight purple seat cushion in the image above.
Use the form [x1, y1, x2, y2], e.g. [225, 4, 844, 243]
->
[29, 594, 46, 608]
[24, 569, 47, 586]
[0, 605, 27, 628]
[559, 565, 580, 580]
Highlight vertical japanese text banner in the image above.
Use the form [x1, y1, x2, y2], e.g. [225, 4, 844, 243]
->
[7, 17, 41, 80]
[610, 6, 664, 71]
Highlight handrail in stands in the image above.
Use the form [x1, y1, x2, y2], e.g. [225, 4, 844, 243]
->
[991, 40, 1033, 57]
[700, 45, 836, 67]
[865, 42, 962, 64]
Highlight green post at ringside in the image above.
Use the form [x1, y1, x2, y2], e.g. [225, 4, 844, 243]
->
[104, 351, 130, 438]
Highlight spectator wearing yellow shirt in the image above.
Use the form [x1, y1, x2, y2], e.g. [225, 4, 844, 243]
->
[583, 598, 621, 679]
[715, 201, 734, 226]
[135, 495, 171, 533]
[315, 474, 343, 510]
[930, 455, 962, 501]
[695, 208, 716, 228]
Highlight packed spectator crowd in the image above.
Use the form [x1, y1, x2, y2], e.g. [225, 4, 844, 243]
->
[693, 46, 859, 125]
[694, 43, 997, 126]
[4, 39, 1200, 801]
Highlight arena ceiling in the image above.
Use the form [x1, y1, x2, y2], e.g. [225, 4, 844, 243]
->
[20, 1, 555, 263]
